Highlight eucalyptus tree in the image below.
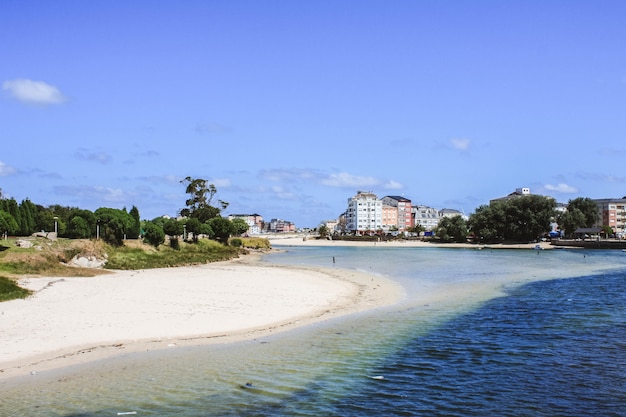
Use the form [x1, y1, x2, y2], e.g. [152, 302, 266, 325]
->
[180, 177, 229, 222]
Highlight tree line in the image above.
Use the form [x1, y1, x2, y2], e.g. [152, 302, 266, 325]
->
[434, 196, 600, 244]
[0, 177, 249, 248]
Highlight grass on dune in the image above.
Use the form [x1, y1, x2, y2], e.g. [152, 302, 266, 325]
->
[0, 236, 268, 301]
[103, 239, 241, 270]
[0, 276, 32, 301]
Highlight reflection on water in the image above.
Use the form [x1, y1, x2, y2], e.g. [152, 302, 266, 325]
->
[1, 247, 625, 416]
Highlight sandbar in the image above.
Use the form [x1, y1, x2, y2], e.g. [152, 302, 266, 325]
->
[0, 255, 403, 381]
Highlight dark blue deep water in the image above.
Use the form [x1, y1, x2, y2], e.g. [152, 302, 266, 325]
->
[330, 274, 626, 417]
[1, 247, 624, 416]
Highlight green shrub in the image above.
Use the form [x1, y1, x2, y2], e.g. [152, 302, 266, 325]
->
[240, 237, 271, 249]
[230, 238, 242, 247]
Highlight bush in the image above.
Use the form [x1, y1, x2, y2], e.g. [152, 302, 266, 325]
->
[230, 238, 242, 247]
[240, 237, 271, 249]
[143, 222, 165, 247]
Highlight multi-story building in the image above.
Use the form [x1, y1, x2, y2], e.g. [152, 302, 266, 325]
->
[345, 191, 383, 233]
[228, 213, 264, 234]
[381, 196, 413, 231]
[266, 218, 295, 233]
[490, 187, 531, 205]
[381, 205, 398, 231]
[413, 205, 440, 231]
[439, 208, 468, 221]
[593, 198, 626, 237]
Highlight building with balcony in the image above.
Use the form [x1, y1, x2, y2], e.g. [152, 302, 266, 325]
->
[345, 191, 383, 233]
[593, 197, 626, 237]
[228, 213, 264, 234]
[413, 205, 440, 231]
[381, 196, 413, 231]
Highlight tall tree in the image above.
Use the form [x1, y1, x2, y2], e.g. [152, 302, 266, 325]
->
[557, 197, 599, 237]
[18, 199, 37, 236]
[129, 206, 141, 239]
[67, 209, 96, 239]
[180, 177, 229, 222]
[435, 215, 468, 243]
[0, 211, 19, 235]
[95, 207, 133, 246]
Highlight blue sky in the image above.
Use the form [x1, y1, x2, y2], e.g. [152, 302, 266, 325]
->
[2, 1, 625, 227]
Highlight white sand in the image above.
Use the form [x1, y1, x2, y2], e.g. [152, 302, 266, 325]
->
[0, 256, 403, 380]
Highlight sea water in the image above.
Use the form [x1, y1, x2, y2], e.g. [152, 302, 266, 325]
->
[1, 246, 624, 416]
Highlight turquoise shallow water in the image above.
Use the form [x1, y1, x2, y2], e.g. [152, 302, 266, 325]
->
[1, 246, 624, 416]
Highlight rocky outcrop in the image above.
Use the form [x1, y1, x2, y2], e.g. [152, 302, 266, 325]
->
[70, 254, 108, 268]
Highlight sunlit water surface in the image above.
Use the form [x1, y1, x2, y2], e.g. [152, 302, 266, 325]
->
[1, 246, 624, 416]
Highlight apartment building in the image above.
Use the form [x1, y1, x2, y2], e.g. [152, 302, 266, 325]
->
[413, 205, 440, 231]
[381, 205, 398, 231]
[490, 187, 531, 205]
[228, 213, 264, 234]
[593, 198, 626, 237]
[381, 195, 413, 231]
[345, 191, 383, 233]
[266, 218, 296, 233]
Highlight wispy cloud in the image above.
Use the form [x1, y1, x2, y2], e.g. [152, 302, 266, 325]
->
[383, 180, 404, 190]
[270, 185, 298, 200]
[75, 149, 113, 164]
[54, 185, 133, 203]
[2, 78, 67, 105]
[0, 161, 17, 176]
[195, 122, 232, 134]
[544, 183, 578, 193]
[321, 172, 380, 188]
[450, 138, 470, 151]
[576, 172, 626, 184]
[259, 168, 318, 182]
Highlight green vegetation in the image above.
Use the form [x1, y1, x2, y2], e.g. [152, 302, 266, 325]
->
[239, 237, 272, 249]
[0, 276, 31, 301]
[105, 239, 240, 270]
[468, 195, 556, 243]
[556, 197, 599, 237]
[435, 215, 468, 243]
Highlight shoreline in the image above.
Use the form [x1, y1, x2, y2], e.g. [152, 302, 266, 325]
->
[0, 253, 403, 382]
[267, 235, 555, 250]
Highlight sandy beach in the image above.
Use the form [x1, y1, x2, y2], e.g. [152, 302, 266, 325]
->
[0, 255, 403, 381]
[0, 236, 549, 381]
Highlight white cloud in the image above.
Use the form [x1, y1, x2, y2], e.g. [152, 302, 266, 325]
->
[75, 149, 113, 164]
[211, 178, 232, 188]
[383, 180, 404, 190]
[54, 185, 132, 203]
[270, 185, 297, 200]
[0, 161, 17, 176]
[259, 168, 318, 182]
[450, 138, 470, 151]
[2, 78, 66, 104]
[544, 183, 578, 193]
[321, 172, 380, 188]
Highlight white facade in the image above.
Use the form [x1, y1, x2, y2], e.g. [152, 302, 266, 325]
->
[413, 205, 440, 231]
[345, 191, 383, 233]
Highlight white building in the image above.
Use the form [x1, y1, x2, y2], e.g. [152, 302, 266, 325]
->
[345, 191, 383, 233]
[413, 205, 440, 231]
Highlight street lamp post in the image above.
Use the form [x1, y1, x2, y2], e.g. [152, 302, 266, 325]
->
[183, 224, 187, 241]
[54, 216, 58, 235]
[96, 220, 100, 240]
